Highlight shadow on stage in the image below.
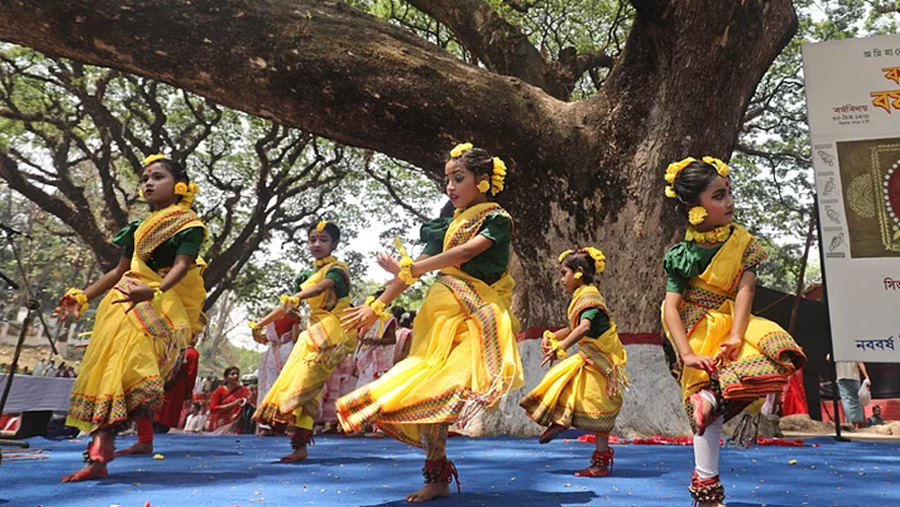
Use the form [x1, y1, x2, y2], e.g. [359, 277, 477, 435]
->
[359, 489, 598, 507]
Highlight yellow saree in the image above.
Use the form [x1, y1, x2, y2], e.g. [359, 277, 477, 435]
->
[662, 225, 806, 420]
[254, 261, 356, 429]
[520, 285, 628, 432]
[336, 202, 524, 447]
[67, 204, 207, 433]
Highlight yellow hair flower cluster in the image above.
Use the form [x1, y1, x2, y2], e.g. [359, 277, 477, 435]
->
[490, 157, 506, 195]
[702, 156, 730, 178]
[142, 154, 167, 166]
[449, 142, 473, 158]
[365, 296, 392, 321]
[559, 248, 606, 274]
[664, 157, 696, 199]
[316, 221, 328, 232]
[476, 180, 491, 193]
[580, 246, 606, 274]
[174, 181, 201, 207]
[688, 206, 708, 225]
[543, 330, 568, 359]
[664, 156, 730, 198]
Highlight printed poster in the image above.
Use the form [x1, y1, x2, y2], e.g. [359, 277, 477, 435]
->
[802, 34, 900, 362]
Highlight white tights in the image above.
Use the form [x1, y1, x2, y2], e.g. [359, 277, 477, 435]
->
[693, 417, 723, 479]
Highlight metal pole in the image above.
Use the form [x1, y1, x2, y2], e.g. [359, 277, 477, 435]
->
[813, 195, 849, 442]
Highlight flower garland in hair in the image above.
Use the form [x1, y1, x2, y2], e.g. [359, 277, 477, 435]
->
[449, 142, 507, 196]
[174, 181, 201, 207]
[490, 157, 506, 195]
[664, 157, 696, 199]
[579, 247, 606, 274]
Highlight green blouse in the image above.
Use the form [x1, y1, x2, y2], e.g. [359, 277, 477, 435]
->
[663, 240, 757, 294]
[420, 211, 512, 284]
[293, 267, 350, 298]
[578, 307, 611, 338]
[114, 220, 204, 272]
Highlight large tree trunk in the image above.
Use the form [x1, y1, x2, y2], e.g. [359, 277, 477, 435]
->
[0, 0, 797, 435]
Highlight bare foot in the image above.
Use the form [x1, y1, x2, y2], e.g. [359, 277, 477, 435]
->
[115, 442, 153, 455]
[406, 482, 450, 502]
[279, 446, 308, 463]
[699, 501, 727, 507]
[60, 462, 108, 482]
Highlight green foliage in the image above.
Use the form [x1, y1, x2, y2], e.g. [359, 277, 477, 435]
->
[735, 2, 900, 292]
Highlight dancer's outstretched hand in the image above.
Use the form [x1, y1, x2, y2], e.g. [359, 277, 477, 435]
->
[376, 251, 401, 275]
[342, 305, 377, 335]
[58, 296, 82, 321]
[112, 282, 155, 313]
[251, 327, 268, 345]
[539, 347, 558, 368]
[682, 352, 716, 374]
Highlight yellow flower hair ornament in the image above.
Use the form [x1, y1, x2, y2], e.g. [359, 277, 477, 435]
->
[664, 157, 696, 199]
[579, 246, 606, 274]
[490, 157, 506, 195]
[175, 181, 201, 207]
[688, 206, 708, 225]
[558, 250, 574, 263]
[450, 142, 473, 158]
[574, 271, 583, 279]
[476, 180, 491, 193]
[142, 154, 167, 166]
[702, 156, 730, 178]
[316, 221, 328, 232]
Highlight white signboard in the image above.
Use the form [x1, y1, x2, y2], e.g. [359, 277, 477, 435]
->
[802, 35, 900, 362]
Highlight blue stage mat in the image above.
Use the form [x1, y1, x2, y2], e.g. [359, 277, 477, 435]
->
[1, 433, 896, 506]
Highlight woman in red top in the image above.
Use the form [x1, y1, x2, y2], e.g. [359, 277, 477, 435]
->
[208, 366, 250, 433]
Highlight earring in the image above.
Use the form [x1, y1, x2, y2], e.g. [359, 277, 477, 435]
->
[574, 272, 583, 279]
[688, 206, 708, 225]
[477, 180, 491, 193]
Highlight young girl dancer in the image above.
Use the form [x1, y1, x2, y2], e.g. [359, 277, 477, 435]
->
[251, 221, 356, 462]
[59, 155, 206, 481]
[338, 143, 523, 503]
[661, 157, 806, 507]
[520, 247, 628, 477]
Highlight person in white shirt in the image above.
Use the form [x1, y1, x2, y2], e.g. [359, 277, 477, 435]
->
[33, 358, 47, 377]
[184, 402, 207, 433]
